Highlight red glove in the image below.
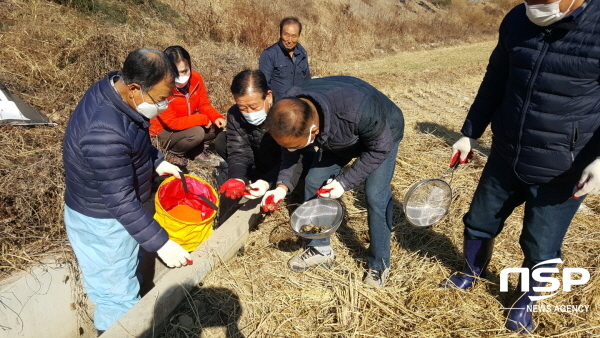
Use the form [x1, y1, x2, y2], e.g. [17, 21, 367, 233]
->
[449, 151, 473, 167]
[316, 187, 333, 196]
[260, 187, 286, 212]
[219, 179, 247, 199]
[261, 195, 279, 212]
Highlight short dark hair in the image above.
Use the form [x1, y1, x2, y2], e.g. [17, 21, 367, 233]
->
[263, 97, 313, 139]
[230, 69, 270, 100]
[164, 45, 192, 70]
[121, 48, 177, 91]
[279, 17, 302, 35]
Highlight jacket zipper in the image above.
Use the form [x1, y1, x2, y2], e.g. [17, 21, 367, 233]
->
[513, 29, 551, 170]
[571, 126, 578, 162]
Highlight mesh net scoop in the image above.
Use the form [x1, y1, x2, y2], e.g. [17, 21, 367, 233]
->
[403, 177, 453, 227]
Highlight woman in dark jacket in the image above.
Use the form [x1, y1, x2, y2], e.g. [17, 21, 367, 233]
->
[216, 70, 281, 202]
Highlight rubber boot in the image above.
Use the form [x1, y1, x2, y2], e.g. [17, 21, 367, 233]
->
[506, 261, 555, 334]
[441, 238, 494, 289]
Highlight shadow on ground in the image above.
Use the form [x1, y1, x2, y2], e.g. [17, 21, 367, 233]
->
[150, 286, 244, 338]
[415, 121, 491, 156]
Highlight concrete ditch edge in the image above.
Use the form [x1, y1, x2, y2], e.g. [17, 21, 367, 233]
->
[101, 200, 260, 338]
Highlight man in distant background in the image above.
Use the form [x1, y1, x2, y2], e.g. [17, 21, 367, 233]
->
[259, 17, 311, 101]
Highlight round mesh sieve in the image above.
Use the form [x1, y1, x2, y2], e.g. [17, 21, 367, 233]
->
[403, 179, 452, 227]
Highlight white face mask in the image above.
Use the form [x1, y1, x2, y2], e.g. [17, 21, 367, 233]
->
[242, 108, 267, 126]
[135, 91, 168, 119]
[287, 124, 316, 152]
[175, 75, 190, 87]
[524, 0, 574, 27]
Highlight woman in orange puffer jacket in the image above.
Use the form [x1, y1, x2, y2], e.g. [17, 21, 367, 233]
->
[150, 46, 226, 168]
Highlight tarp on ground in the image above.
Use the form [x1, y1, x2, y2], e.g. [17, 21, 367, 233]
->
[0, 82, 55, 126]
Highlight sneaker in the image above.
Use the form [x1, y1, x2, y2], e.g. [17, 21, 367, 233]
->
[363, 267, 390, 287]
[194, 151, 223, 167]
[288, 247, 334, 272]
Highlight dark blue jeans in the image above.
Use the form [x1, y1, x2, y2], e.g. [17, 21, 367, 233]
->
[303, 141, 399, 270]
[464, 153, 584, 265]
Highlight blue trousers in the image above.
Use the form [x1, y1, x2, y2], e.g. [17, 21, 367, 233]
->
[463, 153, 584, 265]
[304, 141, 399, 270]
[64, 205, 140, 331]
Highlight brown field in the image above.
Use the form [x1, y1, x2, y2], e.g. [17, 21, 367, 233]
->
[0, 0, 516, 280]
[1, 0, 599, 337]
[157, 42, 600, 337]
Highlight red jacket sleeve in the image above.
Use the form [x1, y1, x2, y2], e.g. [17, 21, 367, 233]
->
[192, 72, 224, 122]
[153, 104, 210, 132]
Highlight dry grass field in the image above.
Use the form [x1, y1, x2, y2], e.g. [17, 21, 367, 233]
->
[157, 42, 600, 337]
[0, 0, 516, 280]
[1, 0, 599, 336]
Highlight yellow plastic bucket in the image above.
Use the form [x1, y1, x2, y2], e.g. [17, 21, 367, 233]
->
[154, 174, 219, 252]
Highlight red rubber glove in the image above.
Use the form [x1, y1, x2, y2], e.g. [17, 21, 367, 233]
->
[449, 151, 473, 167]
[219, 179, 247, 199]
[450, 136, 476, 167]
[260, 187, 286, 212]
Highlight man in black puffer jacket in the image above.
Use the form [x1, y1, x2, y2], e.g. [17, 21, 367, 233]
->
[63, 49, 192, 334]
[441, 0, 600, 333]
[261, 76, 404, 288]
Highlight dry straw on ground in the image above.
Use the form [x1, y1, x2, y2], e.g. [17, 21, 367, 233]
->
[158, 43, 600, 337]
[0, 0, 516, 278]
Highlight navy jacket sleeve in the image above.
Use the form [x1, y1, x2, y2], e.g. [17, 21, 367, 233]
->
[151, 145, 164, 169]
[276, 147, 304, 192]
[80, 114, 168, 252]
[461, 19, 510, 139]
[304, 54, 311, 81]
[337, 98, 393, 191]
[259, 50, 274, 90]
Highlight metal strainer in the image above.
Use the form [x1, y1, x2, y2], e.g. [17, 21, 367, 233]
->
[290, 198, 344, 239]
[403, 162, 459, 227]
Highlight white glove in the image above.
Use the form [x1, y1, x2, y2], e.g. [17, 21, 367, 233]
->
[245, 180, 270, 200]
[450, 136, 477, 166]
[261, 186, 287, 211]
[156, 239, 192, 268]
[317, 179, 345, 199]
[573, 158, 600, 198]
[156, 161, 182, 178]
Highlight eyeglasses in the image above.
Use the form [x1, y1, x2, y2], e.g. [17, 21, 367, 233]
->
[145, 91, 170, 110]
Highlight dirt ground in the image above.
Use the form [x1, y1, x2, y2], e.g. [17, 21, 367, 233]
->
[156, 41, 600, 338]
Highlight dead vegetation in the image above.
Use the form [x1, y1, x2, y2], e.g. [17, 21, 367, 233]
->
[0, 0, 518, 278]
[3, 0, 598, 337]
[157, 43, 600, 337]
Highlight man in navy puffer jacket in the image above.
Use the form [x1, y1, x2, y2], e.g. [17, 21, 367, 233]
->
[63, 49, 191, 334]
[441, 0, 600, 333]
